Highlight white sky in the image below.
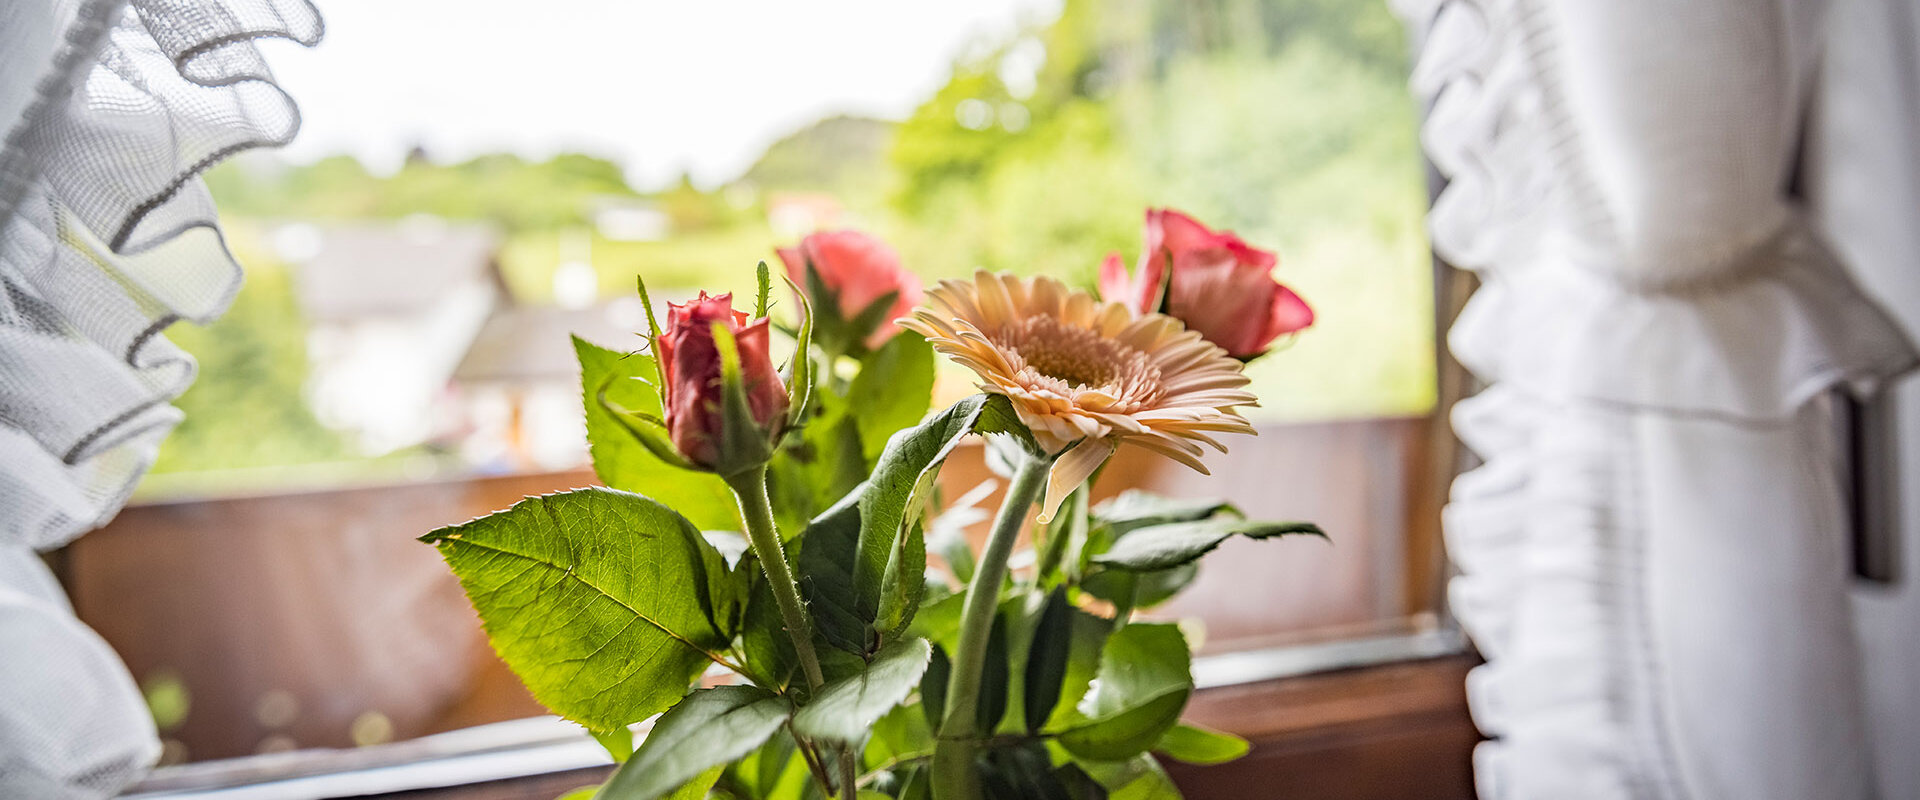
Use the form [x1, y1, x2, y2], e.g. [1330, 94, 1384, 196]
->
[266, 0, 1061, 190]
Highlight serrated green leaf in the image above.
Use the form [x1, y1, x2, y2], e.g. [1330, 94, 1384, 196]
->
[601, 686, 789, 800]
[801, 394, 1036, 657]
[791, 638, 933, 742]
[1025, 588, 1074, 733]
[1092, 518, 1325, 572]
[1153, 723, 1248, 765]
[846, 332, 935, 464]
[797, 490, 872, 654]
[421, 488, 741, 732]
[593, 726, 634, 763]
[574, 337, 738, 530]
[1054, 624, 1192, 762]
[1090, 492, 1237, 531]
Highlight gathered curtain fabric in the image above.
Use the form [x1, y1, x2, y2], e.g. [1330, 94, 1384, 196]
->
[0, 0, 318, 795]
[1397, 0, 1920, 797]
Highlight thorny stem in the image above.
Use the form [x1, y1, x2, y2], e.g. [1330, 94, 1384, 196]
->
[931, 454, 1050, 800]
[726, 466, 859, 799]
[723, 466, 827, 692]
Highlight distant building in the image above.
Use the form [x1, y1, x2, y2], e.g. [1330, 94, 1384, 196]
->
[591, 198, 671, 242]
[451, 299, 648, 472]
[284, 217, 504, 455]
[765, 192, 844, 238]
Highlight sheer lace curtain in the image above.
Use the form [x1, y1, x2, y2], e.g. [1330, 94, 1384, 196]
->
[0, 0, 317, 796]
[1399, 0, 1920, 797]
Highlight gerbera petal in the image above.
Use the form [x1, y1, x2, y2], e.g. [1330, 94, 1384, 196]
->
[1039, 438, 1118, 523]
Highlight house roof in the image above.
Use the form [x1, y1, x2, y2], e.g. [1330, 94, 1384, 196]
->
[453, 299, 650, 384]
[290, 220, 504, 323]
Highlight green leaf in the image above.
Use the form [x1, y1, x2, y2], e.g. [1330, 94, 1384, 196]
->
[797, 490, 871, 654]
[1072, 755, 1181, 800]
[738, 562, 800, 693]
[664, 766, 725, 800]
[727, 728, 809, 800]
[898, 765, 933, 800]
[1080, 563, 1198, 610]
[556, 786, 601, 800]
[1092, 519, 1325, 572]
[1054, 624, 1193, 762]
[1042, 609, 1115, 733]
[864, 703, 937, 773]
[1153, 723, 1249, 766]
[592, 726, 634, 763]
[801, 394, 1037, 657]
[574, 337, 738, 531]
[977, 612, 1011, 734]
[846, 333, 935, 464]
[1024, 588, 1073, 733]
[791, 638, 933, 742]
[920, 644, 950, 733]
[1091, 492, 1237, 531]
[601, 686, 790, 800]
[421, 488, 741, 732]
[980, 741, 1074, 800]
[907, 591, 967, 652]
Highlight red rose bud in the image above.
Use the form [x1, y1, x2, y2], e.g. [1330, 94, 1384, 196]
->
[1099, 208, 1314, 359]
[656, 291, 791, 472]
[776, 230, 923, 354]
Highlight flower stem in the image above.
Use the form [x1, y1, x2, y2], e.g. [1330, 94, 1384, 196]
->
[932, 454, 1049, 800]
[723, 466, 826, 691]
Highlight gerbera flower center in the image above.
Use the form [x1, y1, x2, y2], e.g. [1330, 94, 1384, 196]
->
[997, 315, 1160, 402]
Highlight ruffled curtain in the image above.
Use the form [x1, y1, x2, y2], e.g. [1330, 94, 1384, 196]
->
[1398, 0, 1918, 797]
[0, 0, 318, 795]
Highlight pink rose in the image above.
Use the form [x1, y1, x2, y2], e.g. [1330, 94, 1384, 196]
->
[1099, 208, 1314, 359]
[777, 230, 924, 353]
[657, 292, 790, 470]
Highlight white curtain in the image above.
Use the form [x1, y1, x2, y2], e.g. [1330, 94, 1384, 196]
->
[1399, 0, 1920, 797]
[0, 0, 318, 796]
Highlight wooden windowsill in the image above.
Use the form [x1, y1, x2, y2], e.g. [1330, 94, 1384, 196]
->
[125, 651, 1479, 800]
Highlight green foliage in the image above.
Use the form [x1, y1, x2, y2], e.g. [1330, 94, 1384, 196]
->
[1054, 624, 1194, 762]
[149, 247, 349, 478]
[791, 638, 933, 743]
[845, 335, 935, 464]
[1023, 589, 1074, 734]
[419, 488, 741, 733]
[602, 686, 790, 800]
[799, 394, 1032, 657]
[575, 337, 740, 530]
[1092, 518, 1326, 572]
[204, 152, 639, 231]
[1152, 723, 1249, 766]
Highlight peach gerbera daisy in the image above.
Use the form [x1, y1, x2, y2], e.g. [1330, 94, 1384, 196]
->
[899, 271, 1257, 521]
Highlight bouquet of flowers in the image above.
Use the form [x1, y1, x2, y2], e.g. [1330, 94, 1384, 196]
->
[422, 210, 1320, 800]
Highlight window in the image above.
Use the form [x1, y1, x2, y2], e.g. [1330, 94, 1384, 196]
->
[61, 0, 1460, 787]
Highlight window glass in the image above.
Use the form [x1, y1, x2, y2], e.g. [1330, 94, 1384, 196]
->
[78, 0, 1436, 765]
